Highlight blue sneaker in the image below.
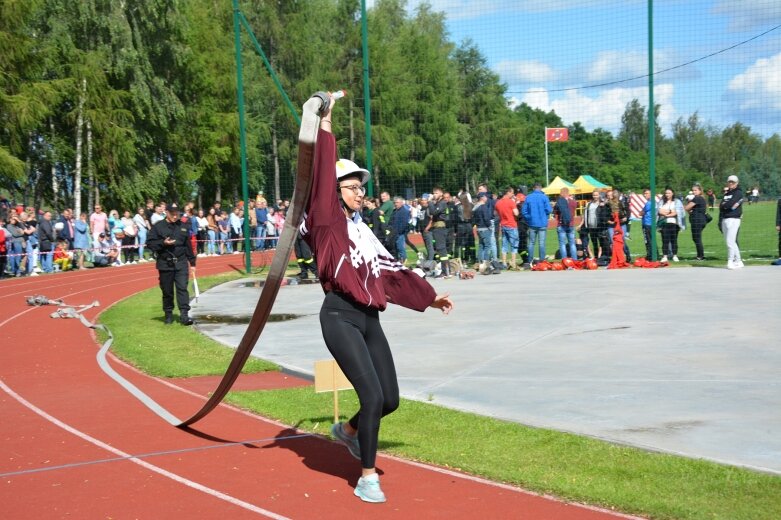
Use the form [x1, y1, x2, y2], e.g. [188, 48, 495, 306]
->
[354, 474, 386, 503]
[331, 422, 360, 460]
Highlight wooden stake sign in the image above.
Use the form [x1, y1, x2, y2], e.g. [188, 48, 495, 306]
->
[314, 360, 353, 423]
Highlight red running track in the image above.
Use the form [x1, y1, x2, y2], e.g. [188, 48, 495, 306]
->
[0, 255, 640, 519]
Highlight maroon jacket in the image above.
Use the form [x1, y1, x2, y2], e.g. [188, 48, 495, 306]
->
[302, 129, 436, 312]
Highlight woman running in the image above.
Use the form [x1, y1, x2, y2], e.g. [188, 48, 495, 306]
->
[302, 94, 453, 503]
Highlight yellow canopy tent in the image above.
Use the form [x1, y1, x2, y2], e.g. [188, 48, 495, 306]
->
[573, 175, 611, 195]
[542, 176, 576, 195]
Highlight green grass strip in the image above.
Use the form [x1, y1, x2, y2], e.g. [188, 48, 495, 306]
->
[101, 272, 781, 519]
[99, 271, 277, 377]
[227, 388, 781, 520]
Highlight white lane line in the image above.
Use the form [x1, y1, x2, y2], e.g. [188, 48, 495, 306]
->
[0, 259, 229, 300]
[0, 264, 288, 518]
[0, 378, 290, 520]
[0, 263, 232, 327]
[0, 431, 314, 478]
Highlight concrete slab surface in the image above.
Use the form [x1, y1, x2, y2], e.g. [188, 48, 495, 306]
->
[191, 266, 781, 474]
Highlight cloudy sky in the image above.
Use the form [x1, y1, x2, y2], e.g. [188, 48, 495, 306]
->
[375, 0, 781, 137]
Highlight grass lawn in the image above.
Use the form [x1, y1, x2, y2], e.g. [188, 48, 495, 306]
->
[99, 271, 278, 377]
[101, 272, 781, 520]
[613, 202, 777, 263]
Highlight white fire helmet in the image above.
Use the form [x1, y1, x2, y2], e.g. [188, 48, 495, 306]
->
[335, 158, 370, 186]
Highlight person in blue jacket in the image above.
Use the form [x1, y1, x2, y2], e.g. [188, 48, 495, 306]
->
[521, 182, 552, 263]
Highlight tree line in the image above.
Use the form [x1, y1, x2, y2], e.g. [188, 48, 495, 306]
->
[2, 0, 779, 216]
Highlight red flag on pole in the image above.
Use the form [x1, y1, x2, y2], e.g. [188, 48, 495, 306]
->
[545, 127, 569, 142]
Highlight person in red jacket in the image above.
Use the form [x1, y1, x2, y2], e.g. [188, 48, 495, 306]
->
[302, 94, 452, 503]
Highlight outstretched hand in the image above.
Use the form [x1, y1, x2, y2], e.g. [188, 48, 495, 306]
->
[319, 94, 333, 132]
[430, 293, 453, 315]
[321, 92, 337, 120]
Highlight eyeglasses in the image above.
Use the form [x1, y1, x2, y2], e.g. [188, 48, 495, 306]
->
[340, 184, 366, 195]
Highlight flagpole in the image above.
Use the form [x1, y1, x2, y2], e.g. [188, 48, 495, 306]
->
[544, 127, 549, 186]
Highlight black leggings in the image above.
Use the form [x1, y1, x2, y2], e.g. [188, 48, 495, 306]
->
[690, 221, 705, 258]
[319, 292, 399, 469]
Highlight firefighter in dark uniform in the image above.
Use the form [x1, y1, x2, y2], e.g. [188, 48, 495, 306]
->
[444, 191, 457, 258]
[425, 186, 451, 278]
[147, 203, 196, 325]
[294, 231, 318, 279]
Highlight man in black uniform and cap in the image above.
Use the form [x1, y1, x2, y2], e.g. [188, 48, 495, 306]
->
[147, 203, 196, 325]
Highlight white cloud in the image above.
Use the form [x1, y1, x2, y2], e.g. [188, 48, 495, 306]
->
[586, 49, 700, 85]
[713, 1, 781, 31]
[515, 84, 677, 135]
[727, 52, 781, 112]
[496, 50, 697, 98]
[587, 50, 646, 83]
[494, 60, 558, 84]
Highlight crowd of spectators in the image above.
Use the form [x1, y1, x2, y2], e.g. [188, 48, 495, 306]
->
[0, 193, 290, 279]
[3, 181, 779, 279]
[355, 180, 778, 273]
[361, 183, 624, 273]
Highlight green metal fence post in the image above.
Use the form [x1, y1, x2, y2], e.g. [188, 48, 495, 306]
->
[233, 0, 251, 273]
[648, 0, 658, 260]
[361, 0, 374, 197]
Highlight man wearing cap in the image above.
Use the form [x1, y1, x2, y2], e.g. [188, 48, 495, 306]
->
[720, 175, 744, 269]
[147, 203, 197, 325]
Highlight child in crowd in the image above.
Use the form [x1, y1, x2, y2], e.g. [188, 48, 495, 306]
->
[53, 240, 72, 271]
